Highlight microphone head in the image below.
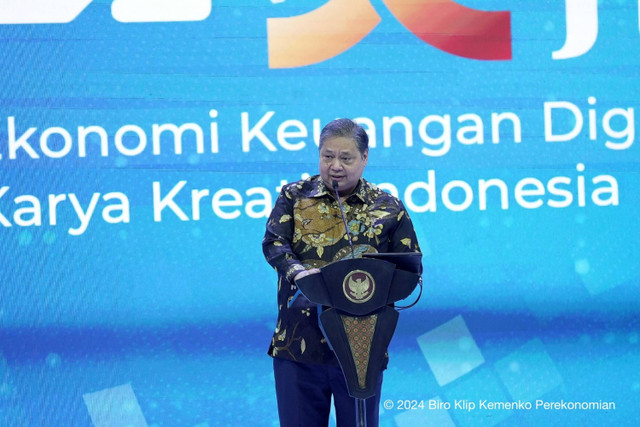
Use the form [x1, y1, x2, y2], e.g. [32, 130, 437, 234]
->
[332, 180, 339, 190]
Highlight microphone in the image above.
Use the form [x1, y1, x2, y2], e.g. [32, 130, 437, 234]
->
[332, 180, 355, 259]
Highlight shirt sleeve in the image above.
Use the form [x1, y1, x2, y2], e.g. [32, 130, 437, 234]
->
[262, 188, 307, 283]
[388, 199, 421, 254]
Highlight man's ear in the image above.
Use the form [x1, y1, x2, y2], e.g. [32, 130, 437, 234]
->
[362, 149, 369, 165]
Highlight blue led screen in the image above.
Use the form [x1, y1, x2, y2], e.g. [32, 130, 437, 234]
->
[1, 1, 639, 425]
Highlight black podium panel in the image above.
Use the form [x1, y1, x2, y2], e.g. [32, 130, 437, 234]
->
[296, 254, 422, 400]
[319, 306, 399, 399]
[297, 258, 420, 316]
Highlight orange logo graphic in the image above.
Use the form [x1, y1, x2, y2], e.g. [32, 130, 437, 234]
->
[267, 0, 511, 68]
[267, 0, 382, 69]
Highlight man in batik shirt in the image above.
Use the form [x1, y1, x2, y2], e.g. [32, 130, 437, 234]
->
[263, 118, 421, 427]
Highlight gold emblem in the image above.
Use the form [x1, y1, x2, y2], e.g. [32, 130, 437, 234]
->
[343, 270, 375, 304]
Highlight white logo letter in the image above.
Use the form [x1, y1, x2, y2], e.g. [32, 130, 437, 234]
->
[0, 0, 92, 24]
[553, 0, 598, 59]
[111, 0, 211, 23]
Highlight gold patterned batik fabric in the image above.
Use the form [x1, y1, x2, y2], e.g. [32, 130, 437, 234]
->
[342, 314, 378, 389]
[263, 175, 421, 364]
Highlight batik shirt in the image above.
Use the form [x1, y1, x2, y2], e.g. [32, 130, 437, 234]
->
[262, 175, 421, 365]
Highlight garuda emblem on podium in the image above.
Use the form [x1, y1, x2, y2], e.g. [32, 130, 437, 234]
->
[342, 270, 375, 304]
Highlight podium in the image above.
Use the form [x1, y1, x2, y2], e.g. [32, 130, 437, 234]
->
[295, 252, 422, 426]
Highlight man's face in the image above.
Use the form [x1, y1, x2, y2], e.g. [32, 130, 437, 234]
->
[319, 136, 368, 195]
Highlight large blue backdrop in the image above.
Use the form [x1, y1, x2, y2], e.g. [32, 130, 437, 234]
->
[1, 1, 639, 425]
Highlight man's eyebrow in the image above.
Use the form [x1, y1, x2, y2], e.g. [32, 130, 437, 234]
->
[321, 149, 354, 154]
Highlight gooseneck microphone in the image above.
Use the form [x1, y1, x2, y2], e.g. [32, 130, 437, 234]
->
[332, 180, 356, 259]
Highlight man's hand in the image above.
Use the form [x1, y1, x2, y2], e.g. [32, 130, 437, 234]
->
[294, 268, 321, 282]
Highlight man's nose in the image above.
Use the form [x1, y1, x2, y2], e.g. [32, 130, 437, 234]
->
[330, 158, 343, 170]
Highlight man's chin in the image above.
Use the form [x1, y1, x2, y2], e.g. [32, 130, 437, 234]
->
[324, 177, 341, 187]
[323, 178, 356, 194]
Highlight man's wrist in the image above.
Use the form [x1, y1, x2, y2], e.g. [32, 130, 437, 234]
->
[286, 264, 307, 283]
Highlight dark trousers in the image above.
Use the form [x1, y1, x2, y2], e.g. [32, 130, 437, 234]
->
[273, 357, 382, 427]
